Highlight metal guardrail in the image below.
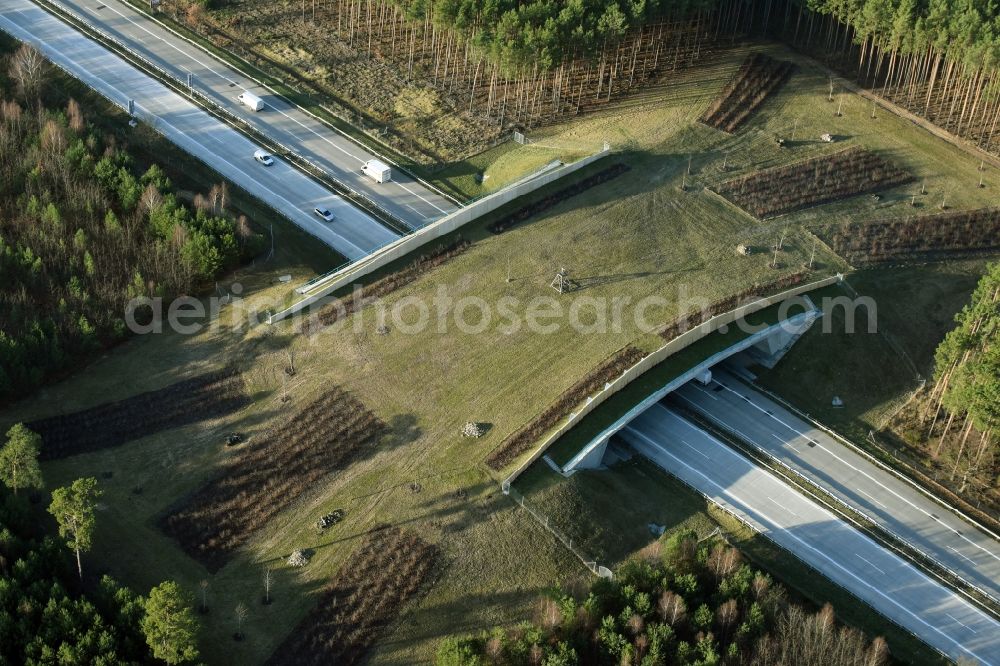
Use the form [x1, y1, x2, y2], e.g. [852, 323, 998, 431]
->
[104, 0, 464, 209]
[35, 0, 414, 238]
[681, 406, 1000, 617]
[271, 147, 613, 314]
[669, 473, 955, 665]
[295, 257, 356, 293]
[749, 380, 1000, 541]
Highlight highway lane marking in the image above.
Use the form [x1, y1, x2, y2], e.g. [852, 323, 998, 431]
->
[622, 416, 1000, 663]
[71, 0, 455, 219]
[946, 613, 977, 633]
[770, 432, 798, 451]
[948, 546, 977, 566]
[696, 376, 1000, 569]
[766, 496, 798, 517]
[856, 488, 888, 510]
[2, 8, 380, 258]
[693, 383, 718, 399]
[679, 439, 710, 460]
[855, 553, 886, 575]
[394, 180, 451, 214]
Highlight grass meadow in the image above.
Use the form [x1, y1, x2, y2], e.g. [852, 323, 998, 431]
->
[3, 39, 997, 664]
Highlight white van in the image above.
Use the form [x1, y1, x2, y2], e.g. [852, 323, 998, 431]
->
[238, 91, 265, 112]
[362, 159, 392, 183]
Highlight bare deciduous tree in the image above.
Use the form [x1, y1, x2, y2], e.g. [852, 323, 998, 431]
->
[751, 604, 887, 666]
[141, 183, 163, 214]
[707, 543, 741, 581]
[484, 635, 503, 663]
[9, 44, 46, 103]
[626, 612, 644, 637]
[751, 572, 771, 600]
[658, 590, 686, 627]
[40, 119, 65, 164]
[185, 2, 204, 28]
[234, 602, 248, 640]
[716, 598, 739, 638]
[536, 598, 560, 630]
[67, 98, 85, 133]
[864, 637, 889, 666]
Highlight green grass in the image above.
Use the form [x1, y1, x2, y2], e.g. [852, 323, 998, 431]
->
[514, 460, 944, 665]
[5, 38, 1000, 665]
[755, 260, 991, 441]
[514, 459, 719, 564]
[430, 140, 591, 201]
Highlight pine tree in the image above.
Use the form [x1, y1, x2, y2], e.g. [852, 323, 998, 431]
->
[47, 477, 101, 580]
[142, 581, 200, 664]
[0, 423, 43, 494]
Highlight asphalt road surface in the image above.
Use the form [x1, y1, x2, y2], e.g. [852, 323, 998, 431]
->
[0, 0, 399, 260]
[48, 0, 458, 229]
[620, 404, 1000, 665]
[674, 369, 1000, 604]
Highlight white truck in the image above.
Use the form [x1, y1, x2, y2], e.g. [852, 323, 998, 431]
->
[362, 159, 392, 183]
[237, 91, 265, 112]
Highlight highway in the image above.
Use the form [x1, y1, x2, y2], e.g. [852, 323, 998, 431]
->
[620, 404, 1000, 665]
[673, 369, 1000, 604]
[46, 0, 458, 229]
[0, 0, 399, 260]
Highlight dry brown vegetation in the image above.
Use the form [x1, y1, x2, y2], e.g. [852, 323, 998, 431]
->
[28, 369, 248, 460]
[486, 345, 646, 470]
[266, 525, 437, 666]
[701, 53, 794, 133]
[160, 386, 386, 571]
[312, 237, 471, 328]
[183, 1, 734, 160]
[488, 163, 631, 234]
[715, 147, 912, 219]
[828, 209, 1000, 264]
[658, 271, 810, 340]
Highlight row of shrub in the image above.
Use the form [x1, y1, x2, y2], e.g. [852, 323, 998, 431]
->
[658, 272, 810, 340]
[313, 238, 472, 328]
[268, 525, 437, 666]
[715, 147, 912, 219]
[701, 54, 794, 133]
[828, 209, 1000, 264]
[488, 164, 631, 234]
[160, 386, 386, 571]
[28, 368, 248, 460]
[486, 345, 646, 470]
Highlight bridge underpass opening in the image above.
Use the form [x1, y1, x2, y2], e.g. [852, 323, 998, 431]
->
[562, 304, 821, 473]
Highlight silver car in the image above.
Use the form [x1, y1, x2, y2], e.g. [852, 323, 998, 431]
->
[313, 207, 335, 222]
[253, 149, 274, 166]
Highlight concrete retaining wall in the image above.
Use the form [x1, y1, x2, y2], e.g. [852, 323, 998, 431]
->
[268, 147, 611, 323]
[501, 274, 842, 490]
